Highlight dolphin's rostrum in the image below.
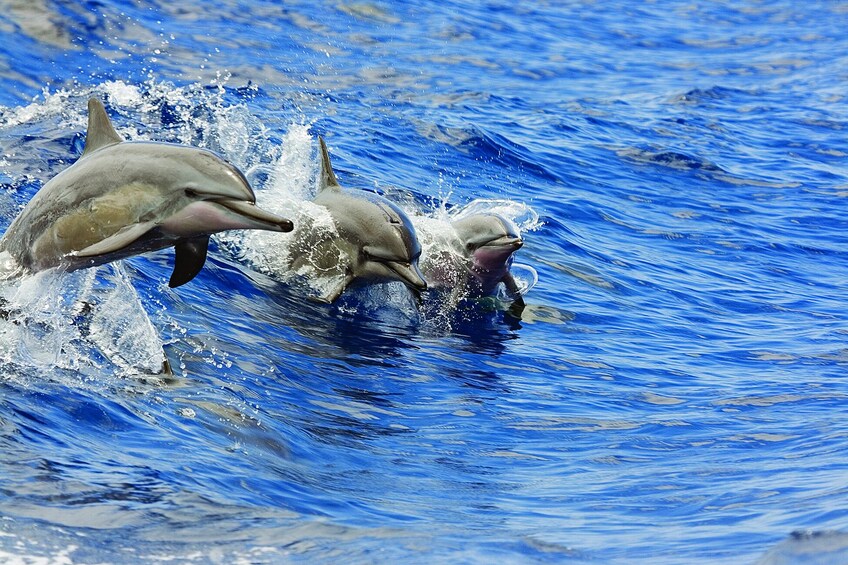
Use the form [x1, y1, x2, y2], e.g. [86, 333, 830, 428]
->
[0, 97, 293, 287]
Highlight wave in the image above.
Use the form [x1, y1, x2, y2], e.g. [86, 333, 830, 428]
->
[415, 120, 561, 183]
[669, 85, 760, 106]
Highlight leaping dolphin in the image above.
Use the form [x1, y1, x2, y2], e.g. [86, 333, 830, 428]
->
[287, 137, 427, 303]
[0, 97, 293, 287]
[423, 212, 525, 307]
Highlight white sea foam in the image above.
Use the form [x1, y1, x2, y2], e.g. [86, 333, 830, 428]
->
[0, 263, 167, 383]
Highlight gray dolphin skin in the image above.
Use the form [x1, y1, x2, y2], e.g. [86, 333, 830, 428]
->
[425, 212, 525, 306]
[0, 97, 293, 287]
[288, 136, 427, 303]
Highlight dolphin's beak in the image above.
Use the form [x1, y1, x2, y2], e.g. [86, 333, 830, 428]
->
[386, 260, 428, 292]
[215, 199, 294, 232]
[470, 235, 523, 272]
[483, 235, 524, 251]
[466, 231, 523, 252]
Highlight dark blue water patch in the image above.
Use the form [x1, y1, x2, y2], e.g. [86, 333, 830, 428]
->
[396, 115, 563, 186]
[155, 98, 187, 128]
[460, 128, 562, 183]
[4, 397, 67, 449]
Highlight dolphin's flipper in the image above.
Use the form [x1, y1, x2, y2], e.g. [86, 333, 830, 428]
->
[313, 272, 354, 304]
[169, 236, 209, 288]
[503, 272, 526, 308]
[82, 98, 124, 158]
[504, 272, 526, 318]
[317, 136, 341, 191]
[74, 221, 157, 258]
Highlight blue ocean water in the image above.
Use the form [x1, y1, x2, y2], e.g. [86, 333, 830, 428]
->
[0, 1, 847, 563]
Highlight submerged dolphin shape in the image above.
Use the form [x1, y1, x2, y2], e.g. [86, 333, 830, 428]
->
[756, 530, 848, 565]
[423, 212, 525, 306]
[0, 97, 293, 287]
[288, 137, 427, 303]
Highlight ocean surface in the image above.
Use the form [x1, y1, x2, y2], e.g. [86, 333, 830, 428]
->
[0, 1, 847, 563]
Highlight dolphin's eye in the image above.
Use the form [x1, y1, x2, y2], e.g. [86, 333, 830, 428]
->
[184, 188, 199, 198]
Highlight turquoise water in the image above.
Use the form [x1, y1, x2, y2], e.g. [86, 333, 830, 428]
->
[1, 2, 847, 563]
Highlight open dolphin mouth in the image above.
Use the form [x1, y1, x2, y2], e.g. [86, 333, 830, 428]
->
[385, 260, 428, 292]
[214, 199, 294, 232]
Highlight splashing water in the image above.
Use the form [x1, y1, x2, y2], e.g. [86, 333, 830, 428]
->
[0, 263, 167, 383]
[451, 197, 542, 233]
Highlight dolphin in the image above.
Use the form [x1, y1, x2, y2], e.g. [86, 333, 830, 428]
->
[0, 97, 293, 287]
[423, 212, 525, 307]
[288, 137, 427, 303]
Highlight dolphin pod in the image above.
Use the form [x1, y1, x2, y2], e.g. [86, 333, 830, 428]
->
[0, 98, 293, 287]
[0, 97, 529, 308]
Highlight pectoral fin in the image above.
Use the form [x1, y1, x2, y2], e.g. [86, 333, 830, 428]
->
[503, 272, 526, 308]
[312, 272, 354, 304]
[74, 221, 157, 257]
[169, 236, 209, 288]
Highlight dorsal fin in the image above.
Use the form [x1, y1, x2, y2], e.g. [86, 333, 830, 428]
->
[82, 97, 123, 158]
[318, 136, 341, 192]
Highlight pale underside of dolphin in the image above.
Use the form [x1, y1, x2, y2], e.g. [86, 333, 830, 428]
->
[0, 97, 293, 287]
[287, 136, 427, 303]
